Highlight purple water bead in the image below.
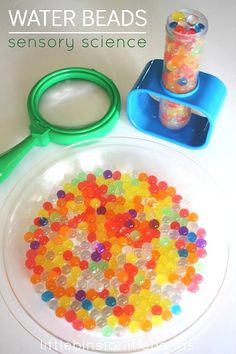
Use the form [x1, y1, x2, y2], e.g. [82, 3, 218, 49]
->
[128, 209, 137, 218]
[91, 251, 101, 262]
[97, 206, 106, 215]
[95, 243, 105, 253]
[124, 219, 135, 228]
[30, 240, 40, 249]
[196, 238, 207, 248]
[149, 219, 160, 229]
[103, 170, 112, 179]
[57, 190, 65, 198]
[75, 290, 86, 301]
[179, 226, 188, 236]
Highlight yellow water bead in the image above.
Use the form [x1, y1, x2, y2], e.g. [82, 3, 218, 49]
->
[111, 244, 121, 256]
[129, 321, 140, 333]
[58, 295, 71, 308]
[133, 309, 146, 321]
[53, 256, 65, 267]
[139, 289, 150, 300]
[63, 239, 74, 250]
[126, 252, 137, 263]
[107, 315, 119, 327]
[35, 255, 45, 265]
[63, 183, 74, 193]
[109, 257, 118, 270]
[38, 209, 49, 218]
[66, 276, 78, 287]
[71, 267, 81, 276]
[140, 300, 151, 311]
[78, 222, 87, 230]
[110, 287, 118, 297]
[93, 298, 105, 310]
[160, 298, 171, 309]
[90, 198, 101, 208]
[129, 294, 140, 306]
[97, 232, 107, 243]
[151, 315, 163, 327]
[77, 308, 89, 320]
[156, 274, 168, 286]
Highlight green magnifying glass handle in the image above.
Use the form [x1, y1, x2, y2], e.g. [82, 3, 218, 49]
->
[0, 135, 37, 183]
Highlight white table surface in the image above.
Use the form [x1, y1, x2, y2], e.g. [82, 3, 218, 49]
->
[0, 0, 236, 353]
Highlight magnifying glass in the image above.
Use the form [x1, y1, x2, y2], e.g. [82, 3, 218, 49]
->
[0, 67, 121, 183]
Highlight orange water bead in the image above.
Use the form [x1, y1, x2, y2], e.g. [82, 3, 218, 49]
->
[118, 313, 130, 326]
[57, 198, 66, 207]
[135, 203, 144, 212]
[133, 195, 142, 203]
[37, 245, 47, 255]
[152, 250, 160, 261]
[87, 214, 96, 223]
[181, 275, 192, 286]
[188, 253, 199, 264]
[166, 186, 176, 196]
[70, 256, 80, 267]
[58, 206, 68, 215]
[47, 270, 58, 281]
[59, 225, 70, 236]
[84, 318, 96, 330]
[106, 210, 115, 219]
[24, 232, 35, 242]
[116, 197, 125, 205]
[162, 310, 172, 321]
[118, 237, 129, 247]
[65, 287, 76, 297]
[186, 266, 195, 276]
[141, 279, 151, 289]
[187, 243, 197, 253]
[52, 236, 64, 245]
[31, 274, 41, 284]
[156, 190, 167, 200]
[87, 289, 98, 300]
[104, 269, 115, 280]
[138, 172, 148, 181]
[140, 319, 152, 332]
[117, 270, 129, 283]
[55, 306, 66, 318]
[46, 280, 57, 291]
[54, 286, 66, 298]
[188, 212, 198, 222]
[88, 224, 97, 233]
[168, 273, 179, 284]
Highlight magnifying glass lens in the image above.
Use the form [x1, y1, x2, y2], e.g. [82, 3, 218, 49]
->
[39, 80, 111, 129]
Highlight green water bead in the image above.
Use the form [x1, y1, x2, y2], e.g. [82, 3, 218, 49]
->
[29, 225, 37, 232]
[195, 261, 204, 272]
[102, 325, 113, 337]
[89, 262, 98, 272]
[130, 231, 141, 241]
[94, 168, 103, 176]
[77, 172, 87, 181]
[98, 261, 109, 271]
[50, 212, 60, 222]
[162, 207, 172, 216]
[71, 178, 80, 186]
[131, 178, 139, 186]
[134, 274, 145, 285]
[160, 236, 169, 247]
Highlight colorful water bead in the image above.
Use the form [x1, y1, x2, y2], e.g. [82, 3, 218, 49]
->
[24, 168, 207, 336]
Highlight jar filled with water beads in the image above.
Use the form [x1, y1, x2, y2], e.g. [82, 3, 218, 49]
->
[159, 9, 208, 129]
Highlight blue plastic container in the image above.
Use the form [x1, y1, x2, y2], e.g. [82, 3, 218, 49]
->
[127, 59, 227, 149]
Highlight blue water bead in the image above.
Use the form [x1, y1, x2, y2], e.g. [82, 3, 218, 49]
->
[177, 77, 188, 86]
[39, 217, 48, 226]
[82, 299, 93, 311]
[105, 296, 116, 307]
[41, 291, 54, 302]
[188, 232, 197, 242]
[171, 304, 181, 315]
[195, 23, 205, 33]
[178, 249, 188, 257]
[169, 21, 178, 29]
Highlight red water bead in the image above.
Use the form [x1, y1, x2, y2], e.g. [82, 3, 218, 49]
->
[65, 310, 77, 323]
[112, 171, 121, 180]
[187, 28, 196, 34]
[99, 184, 108, 193]
[147, 175, 157, 184]
[43, 201, 53, 210]
[80, 260, 88, 270]
[63, 250, 73, 261]
[78, 181, 89, 191]
[175, 239, 186, 250]
[72, 319, 84, 331]
[51, 222, 60, 232]
[87, 173, 96, 182]
[174, 25, 186, 34]
[101, 251, 112, 261]
[25, 258, 35, 269]
[124, 263, 138, 276]
[149, 184, 159, 193]
[107, 194, 116, 202]
[68, 218, 78, 229]
[99, 288, 109, 299]
[158, 181, 168, 190]
[146, 260, 156, 269]
[179, 208, 189, 217]
[34, 228, 44, 238]
[103, 241, 111, 250]
[87, 232, 96, 242]
[65, 192, 74, 201]
[118, 226, 132, 238]
[85, 206, 95, 215]
[33, 265, 44, 274]
[151, 305, 162, 315]
[34, 217, 41, 226]
[123, 304, 135, 316]
[172, 194, 182, 203]
[52, 267, 62, 275]
[26, 249, 37, 259]
[170, 221, 180, 230]
[119, 283, 130, 294]
[113, 306, 123, 317]
[39, 236, 49, 245]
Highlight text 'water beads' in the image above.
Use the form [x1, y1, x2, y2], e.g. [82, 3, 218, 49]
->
[23, 169, 207, 337]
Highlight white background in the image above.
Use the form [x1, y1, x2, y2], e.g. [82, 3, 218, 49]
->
[0, 0, 236, 353]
